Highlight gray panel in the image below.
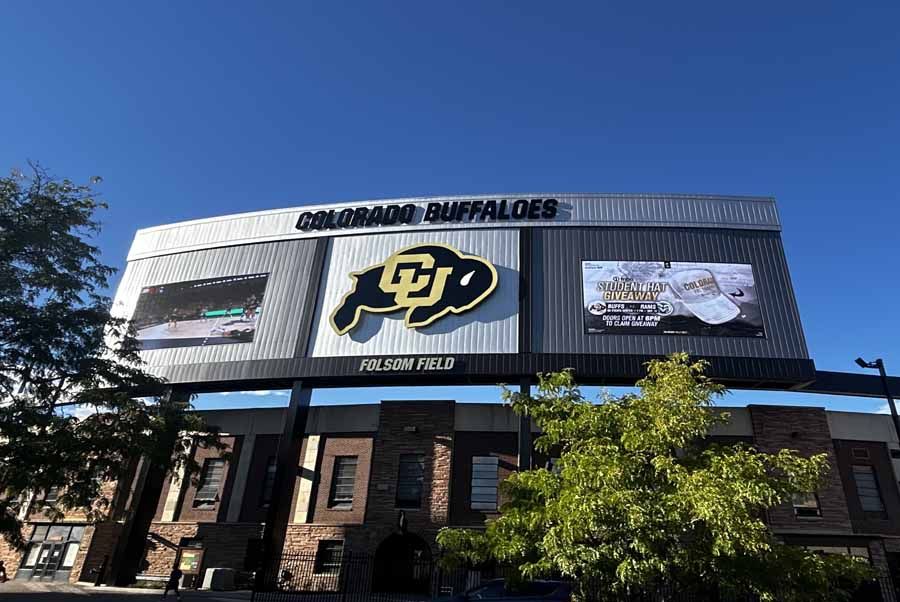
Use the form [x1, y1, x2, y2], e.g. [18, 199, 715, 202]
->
[127, 194, 779, 261]
[111, 239, 317, 379]
[535, 228, 808, 359]
[308, 229, 519, 357]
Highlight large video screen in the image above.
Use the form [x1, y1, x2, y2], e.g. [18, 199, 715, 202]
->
[582, 261, 764, 337]
[131, 273, 270, 350]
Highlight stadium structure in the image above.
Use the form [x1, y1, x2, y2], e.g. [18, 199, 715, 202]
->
[2, 194, 899, 599]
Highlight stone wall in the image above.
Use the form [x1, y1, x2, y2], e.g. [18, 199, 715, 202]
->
[141, 521, 264, 576]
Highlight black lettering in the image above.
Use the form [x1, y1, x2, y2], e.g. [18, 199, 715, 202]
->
[337, 208, 354, 227]
[383, 204, 401, 225]
[528, 198, 543, 219]
[424, 202, 442, 222]
[469, 200, 484, 221]
[365, 205, 384, 226]
[324, 209, 338, 229]
[351, 207, 369, 227]
[482, 200, 497, 220]
[311, 210, 328, 229]
[440, 202, 458, 222]
[457, 201, 471, 221]
[542, 198, 558, 219]
[498, 199, 510, 219]
[512, 199, 529, 219]
[295, 212, 314, 230]
[398, 203, 417, 224]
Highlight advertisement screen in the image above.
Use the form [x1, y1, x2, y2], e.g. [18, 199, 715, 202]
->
[582, 261, 764, 337]
[132, 273, 269, 350]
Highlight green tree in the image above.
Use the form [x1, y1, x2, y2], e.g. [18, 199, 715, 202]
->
[437, 354, 875, 601]
[0, 164, 220, 550]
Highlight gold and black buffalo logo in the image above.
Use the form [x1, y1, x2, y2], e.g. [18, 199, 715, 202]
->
[330, 243, 498, 335]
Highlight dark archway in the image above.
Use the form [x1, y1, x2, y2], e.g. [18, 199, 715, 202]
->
[372, 532, 433, 594]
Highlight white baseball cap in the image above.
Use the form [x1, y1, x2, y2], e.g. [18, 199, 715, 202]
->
[668, 269, 740, 325]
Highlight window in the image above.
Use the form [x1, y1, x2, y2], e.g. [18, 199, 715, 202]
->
[43, 486, 60, 503]
[792, 493, 821, 518]
[194, 458, 225, 507]
[806, 545, 870, 560]
[46, 525, 71, 541]
[471, 456, 499, 511]
[61, 542, 80, 568]
[328, 456, 358, 509]
[852, 448, 870, 460]
[852, 465, 885, 513]
[314, 540, 343, 575]
[30, 525, 49, 541]
[396, 454, 425, 508]
[259, 457, 277, 508]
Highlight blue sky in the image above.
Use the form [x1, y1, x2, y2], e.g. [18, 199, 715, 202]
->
[2, 2, 898, 414]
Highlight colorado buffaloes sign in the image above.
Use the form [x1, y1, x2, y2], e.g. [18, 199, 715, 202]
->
[330, 243, 498, 335]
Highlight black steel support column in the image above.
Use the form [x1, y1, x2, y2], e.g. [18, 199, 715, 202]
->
[517, 379, 532, 471]
[255, 380, 312, 590]
[112, 387, 191, 586]
[875, 360, 900, 446]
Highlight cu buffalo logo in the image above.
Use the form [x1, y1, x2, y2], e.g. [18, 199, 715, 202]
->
[330, 243, 498, 335]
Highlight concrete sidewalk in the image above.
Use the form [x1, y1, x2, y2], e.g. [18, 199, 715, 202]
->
[0, 581, 252, 600]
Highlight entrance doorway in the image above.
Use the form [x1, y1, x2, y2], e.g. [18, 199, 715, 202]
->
[16, 524, 85, 582]
[372, 532, 432, 594]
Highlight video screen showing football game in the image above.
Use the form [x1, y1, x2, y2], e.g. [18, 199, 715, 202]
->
[131, 273, 269, 350]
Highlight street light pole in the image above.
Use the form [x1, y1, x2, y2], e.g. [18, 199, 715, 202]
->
[857, 357, 900, 445]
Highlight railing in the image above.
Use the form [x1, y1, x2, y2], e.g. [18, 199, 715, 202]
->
[251, 552, 891, 602]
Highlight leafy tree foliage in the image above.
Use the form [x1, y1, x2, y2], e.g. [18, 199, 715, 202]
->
[438, 354, 875, 601]
[0, 164, 220, 549]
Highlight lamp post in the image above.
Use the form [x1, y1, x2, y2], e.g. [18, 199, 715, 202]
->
[856, 357, 900, 445]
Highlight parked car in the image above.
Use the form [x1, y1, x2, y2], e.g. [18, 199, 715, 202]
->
[436, 579, 572, 601]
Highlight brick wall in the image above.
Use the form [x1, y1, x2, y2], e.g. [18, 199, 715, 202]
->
[749, 405, 853, 532]
[283, 401, 455, 558]
[450, 431, 517, 526]
[0, 535, 23, 580]
[363, 400, 454, 552]
[177, 436, 240, 523]
[142, 521, 264, 577]
[74, 522, 124, 583]
[833, 440, 900, 535]
[309, 436, 374, 525]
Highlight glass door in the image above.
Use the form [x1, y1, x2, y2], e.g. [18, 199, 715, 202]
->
[32, 543, 64, 580]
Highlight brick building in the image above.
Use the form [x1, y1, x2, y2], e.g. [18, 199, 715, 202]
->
[5, 400, 900, 600]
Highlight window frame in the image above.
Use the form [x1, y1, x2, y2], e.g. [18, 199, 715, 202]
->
[193, 458, 226, 508]
[395, 454, 425, 509]
[313, 540, 344, 575]
[42, 486, 60, 504]
[851, 464, 886, 516]
[470, 456, 499, 511]
[792, 492, 822, 519]
[328, 455, 359, 510]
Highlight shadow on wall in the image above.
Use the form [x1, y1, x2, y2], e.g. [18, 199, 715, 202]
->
[346, 264, 519, 343]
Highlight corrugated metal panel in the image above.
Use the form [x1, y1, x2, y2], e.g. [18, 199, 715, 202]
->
[111, 239, 317, 379]
[534, 228, 809, 359]
[127, 194, 779, 260]
[308, 229, 519, 357]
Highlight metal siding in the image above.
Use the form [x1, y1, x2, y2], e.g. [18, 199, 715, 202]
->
[127, 194, 779, 260]
[110, 239, 317, 379]
[536, 227, 808, 359]
[308, 229, 519, 357]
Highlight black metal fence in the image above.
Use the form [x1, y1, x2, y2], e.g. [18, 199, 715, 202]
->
[250, 552, 891, 602]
